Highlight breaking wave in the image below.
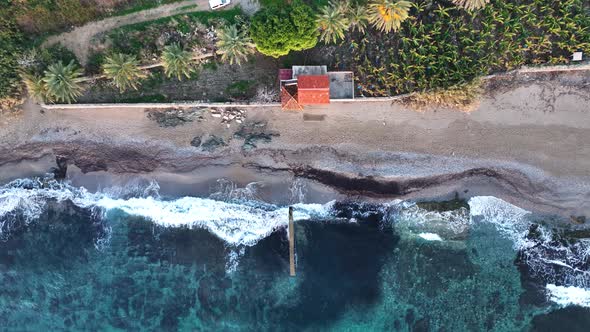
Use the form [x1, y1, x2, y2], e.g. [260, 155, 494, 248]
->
[0, 177, 331, 246]
[1, 178, 589, 307]
[469, 196, 590, 308]
[546, 284, 590, 308]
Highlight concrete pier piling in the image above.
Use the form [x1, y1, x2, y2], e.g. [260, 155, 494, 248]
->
[289, 206, 295, 276]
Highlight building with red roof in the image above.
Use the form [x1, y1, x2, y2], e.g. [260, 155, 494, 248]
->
[297, 75, 330, 105]
[279, 66, 353, 110]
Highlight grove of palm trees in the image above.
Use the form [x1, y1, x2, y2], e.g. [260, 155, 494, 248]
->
[12, 0, 590, 104]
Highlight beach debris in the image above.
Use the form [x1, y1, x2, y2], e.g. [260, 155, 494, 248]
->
[208, 108, 247, 128]
[190, 136, 202, 148]
[234, 120, 279, 151]
[146, 108, 205, 127]
[201, 135, 227, 152]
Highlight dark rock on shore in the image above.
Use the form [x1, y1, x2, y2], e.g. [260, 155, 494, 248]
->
[234, 120, 279, 151]
[201, 135, 226, 152]
[51, 155, 68, 180]
[190, 136, 202, 148]
[146, 108, 205, 127]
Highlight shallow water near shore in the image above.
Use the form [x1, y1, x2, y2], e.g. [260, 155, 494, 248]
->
[1, 176, 590, 331]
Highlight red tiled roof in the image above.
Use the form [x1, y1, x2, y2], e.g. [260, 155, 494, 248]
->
[297, 75, 330, 105]
[298, 75, 330, 89]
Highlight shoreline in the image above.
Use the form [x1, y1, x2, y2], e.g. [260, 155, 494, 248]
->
[0, 70, 589, 221]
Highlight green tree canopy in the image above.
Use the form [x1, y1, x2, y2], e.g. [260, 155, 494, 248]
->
[250, 1, 318, 58]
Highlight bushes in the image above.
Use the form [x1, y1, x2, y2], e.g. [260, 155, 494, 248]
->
[403, 78, 484, 112]
[13, 0, 183, 35]
[0, 3, 24, 101]
[250, 1, 319, 57]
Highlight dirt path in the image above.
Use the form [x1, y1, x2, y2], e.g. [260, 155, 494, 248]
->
[41, 0, 238, 66]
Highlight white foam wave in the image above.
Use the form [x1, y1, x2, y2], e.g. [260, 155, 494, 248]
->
[469, 196, 590, 293]
[0, 177, 334, 246]
[392, 202, 470, 239]
[418, 233, 443, 241]
[468, 196, 535, 248]
[94, 196, 331, 246]
[546, 284, 590, 308]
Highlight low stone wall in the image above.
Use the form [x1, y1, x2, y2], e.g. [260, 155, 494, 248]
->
[42, 62, 590, 110]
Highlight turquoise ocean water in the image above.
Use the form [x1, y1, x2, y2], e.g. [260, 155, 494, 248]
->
[0, 177, 589, 331]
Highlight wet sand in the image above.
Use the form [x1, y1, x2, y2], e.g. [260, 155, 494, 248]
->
[0, 70, 589, 219]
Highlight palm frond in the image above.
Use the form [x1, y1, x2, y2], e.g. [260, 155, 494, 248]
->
[22, 72, 52, 103]
[216, 25, 256, 66]
[102, 53, 147, 92]
[42, 60, 84, 104]
[161, 43, 194, 80]
[452, 0, 490, 11]
[317, 1, 350, 44]
[368, 0, 412, 33]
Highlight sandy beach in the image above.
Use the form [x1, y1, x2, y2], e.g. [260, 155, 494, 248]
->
[0, 69, 589, 219]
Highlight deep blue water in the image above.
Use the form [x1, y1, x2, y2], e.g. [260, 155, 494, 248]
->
[0, 178, 589, 331]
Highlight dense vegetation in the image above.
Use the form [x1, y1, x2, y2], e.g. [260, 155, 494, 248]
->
[0, 2, 25, 104]
[328, 0, 590, 96]
[3, 0, 589, 105]
[0, 0, 183, 105]
[104, 8, 242, 65]
[13, 0, 184, 34]
[250, 1, 319, 57]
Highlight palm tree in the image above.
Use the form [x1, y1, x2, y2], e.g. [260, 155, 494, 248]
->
[317, 1, 350, 44]
[102, 53, 147, 92]
[368, 0, 412, 33]
[42, 60, 85, 104]
[161, 43, 193, 80]
[22, 72, 52, 103]
[216, 25, 256, 65]
[452, 0, 489, 11]
[347, 5, 369, 33]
